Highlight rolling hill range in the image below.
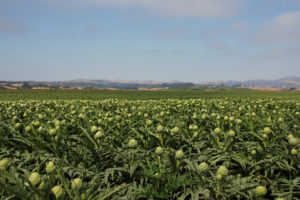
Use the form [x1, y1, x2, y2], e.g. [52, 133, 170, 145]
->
[0, 77, 300, 90]
[197, 76, 300, 89]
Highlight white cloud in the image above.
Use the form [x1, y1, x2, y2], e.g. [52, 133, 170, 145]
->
[38, 0, 242, 18]
[256, 11, 300, 43]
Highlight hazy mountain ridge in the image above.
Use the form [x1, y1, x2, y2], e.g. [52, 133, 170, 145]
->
[0, 77, 300, 90]
[198, 76, 300, 88]
[67, 79, 184, 85]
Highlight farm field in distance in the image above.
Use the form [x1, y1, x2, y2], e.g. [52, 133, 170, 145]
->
[0, 90, 300, 199]
[1, 89, 300, 100]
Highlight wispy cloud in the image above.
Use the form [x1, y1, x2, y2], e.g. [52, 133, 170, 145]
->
[153, 27, 194, 41]
[85, 23, 109, 36]
[0, 19, 28, 34]
[232, 21, 250, 32]
[256, 47, 300, 60]
[171, 50, 191, 55]
[144, 49, 164, 54]
[144, 49, 195, 55]
[37, 0, 242, 18]
[212, 41, 233, 52]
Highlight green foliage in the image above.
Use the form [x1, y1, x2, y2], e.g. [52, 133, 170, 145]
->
[0, 96, 300, 199]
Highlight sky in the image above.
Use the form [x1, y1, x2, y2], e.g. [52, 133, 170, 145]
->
[1, 0, 300, 82]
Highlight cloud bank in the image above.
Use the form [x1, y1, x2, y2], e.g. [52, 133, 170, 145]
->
[38, 0, 242, 18]
[256, 11, 300, 43]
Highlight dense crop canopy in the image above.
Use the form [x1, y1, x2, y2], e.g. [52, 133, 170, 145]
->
[0, 97, 299, 199]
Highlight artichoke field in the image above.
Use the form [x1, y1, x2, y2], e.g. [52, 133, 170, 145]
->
[0, 98, 300, 199]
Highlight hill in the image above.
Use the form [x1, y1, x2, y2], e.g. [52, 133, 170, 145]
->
[0, 77, 300, 90]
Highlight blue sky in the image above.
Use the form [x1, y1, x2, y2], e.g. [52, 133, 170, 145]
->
[1, 0, 300, 82]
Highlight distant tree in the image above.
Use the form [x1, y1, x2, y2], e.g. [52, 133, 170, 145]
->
[22, 82, 32, 89]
